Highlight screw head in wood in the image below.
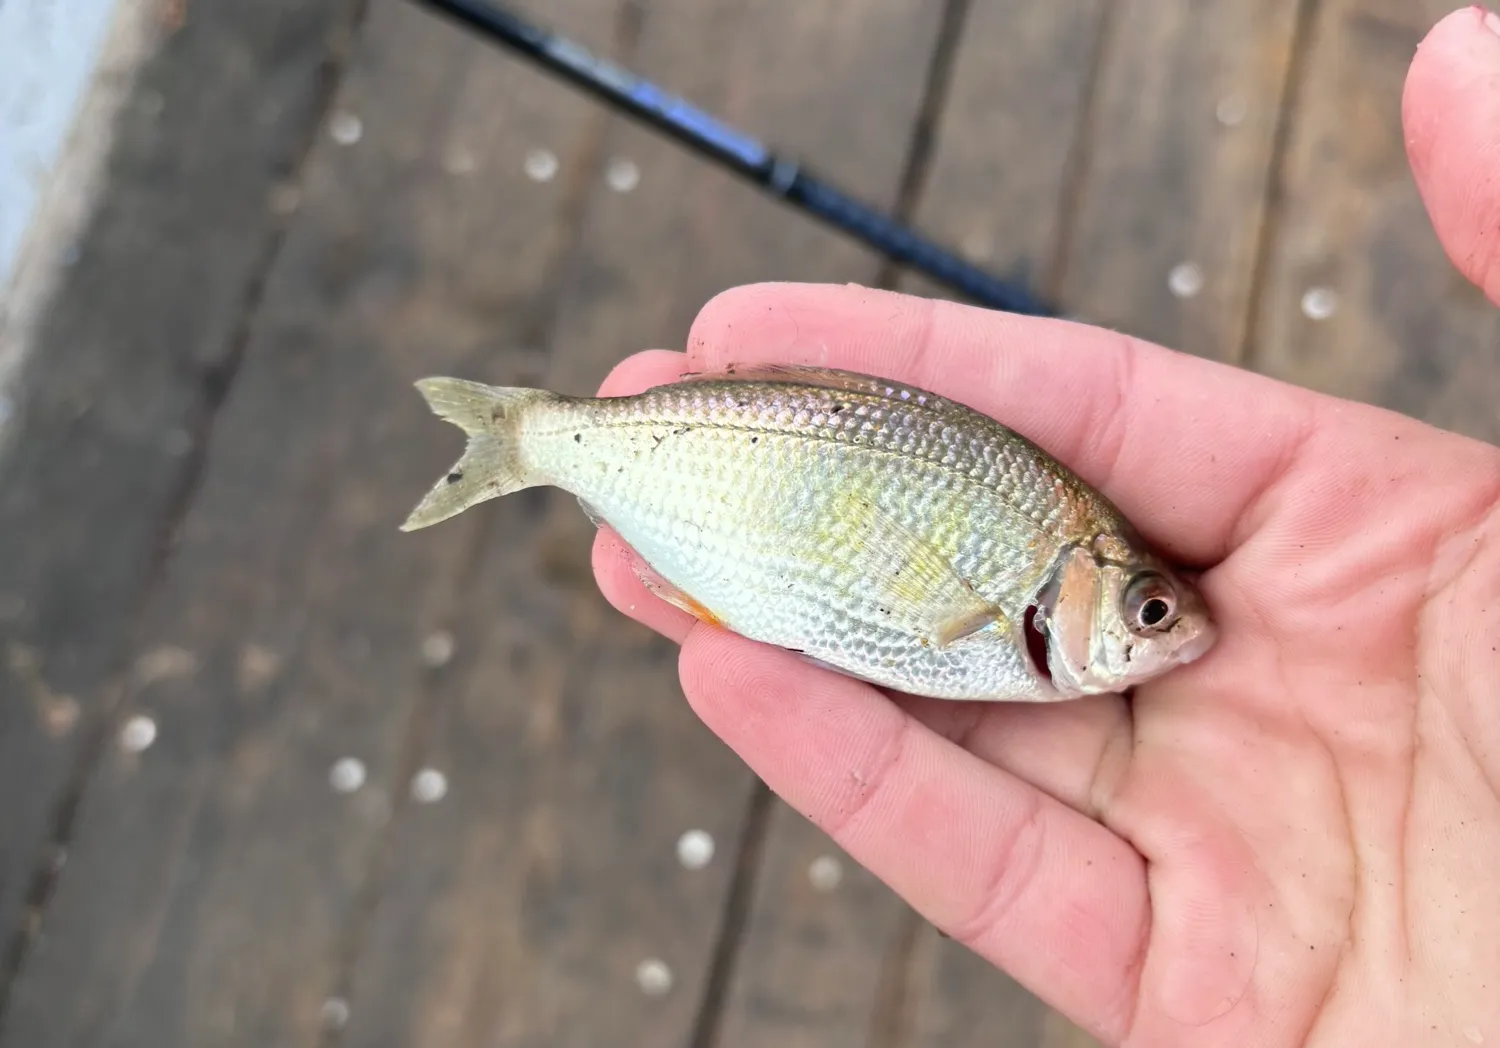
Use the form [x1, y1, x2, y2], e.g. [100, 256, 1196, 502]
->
[410, 768, 448, 804]
[1301, 287, 1338, 321]
[606, 157, 640, 192]
[635, 958, 672, 995]
[808, 854, 843, 891]
[329, 112, 363, 145]
[120, 715, 157, 753]
[676, 829, 714, 870]
[1168, 262, 1204, 299]
[525, 148, 559, 182]
[329, 757, 366, 793]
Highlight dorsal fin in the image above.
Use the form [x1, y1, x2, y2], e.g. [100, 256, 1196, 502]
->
[668, 363, 972, 415]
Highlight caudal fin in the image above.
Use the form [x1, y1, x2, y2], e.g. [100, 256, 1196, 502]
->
[400, 377, 554, 531]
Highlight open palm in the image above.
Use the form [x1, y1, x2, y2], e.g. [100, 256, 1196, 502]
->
[591, 11, 1500, 1046]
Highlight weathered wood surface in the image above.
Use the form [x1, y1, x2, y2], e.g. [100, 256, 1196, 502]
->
[897, 0, 1107, 305]
[0, 0, 616, 1042]
[1054, 0, 1307, 361]
[1248, 0, 1500, 442]
[716, 808, 918, 1048]
[0, 0, 1490, 1045]
[0, 0, 364, 992]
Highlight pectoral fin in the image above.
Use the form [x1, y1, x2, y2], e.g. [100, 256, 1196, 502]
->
[932, 604, 1006, 647]
[834, 492, 1008, 648]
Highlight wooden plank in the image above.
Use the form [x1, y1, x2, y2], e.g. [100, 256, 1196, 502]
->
[341, 3, 950, 1045]
[0, 0, 615, 1043]
[714, 807, 914, 1047]
[903, 932, 1050, 1047]
[1059, 0, 1306, 361]
[890, 0, 1305, 1043]
[898, 0, 1108, 303]
[532, 0, 951, 364]
[0, 0, 361, 970]
[1248, 0, 1500, 442]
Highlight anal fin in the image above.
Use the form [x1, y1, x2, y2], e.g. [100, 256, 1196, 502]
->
[630, 559, 726, 629]
[577, 497, 607, 530]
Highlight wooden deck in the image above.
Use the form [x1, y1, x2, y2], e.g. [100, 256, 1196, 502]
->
[1, 1, 1495, 1045]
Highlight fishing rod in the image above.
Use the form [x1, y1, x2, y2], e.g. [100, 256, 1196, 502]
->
[405, 0, 1058, 317]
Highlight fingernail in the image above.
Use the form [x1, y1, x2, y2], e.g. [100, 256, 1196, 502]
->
[1481, 6, 1500, 36]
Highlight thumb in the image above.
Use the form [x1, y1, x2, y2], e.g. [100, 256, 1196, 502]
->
[1404, 6, 1500, 305]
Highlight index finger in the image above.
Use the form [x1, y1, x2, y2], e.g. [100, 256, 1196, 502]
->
[683, 281, 1322, 565]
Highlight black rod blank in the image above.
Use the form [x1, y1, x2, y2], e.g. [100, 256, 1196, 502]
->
[406, 0, 1057, 317]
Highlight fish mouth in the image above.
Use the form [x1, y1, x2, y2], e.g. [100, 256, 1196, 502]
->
[1173, 618, 1219, 666]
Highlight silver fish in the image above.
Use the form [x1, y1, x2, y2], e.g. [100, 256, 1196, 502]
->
[401, 364, 1215, 701]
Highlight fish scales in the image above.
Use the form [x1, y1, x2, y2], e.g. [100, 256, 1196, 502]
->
[401, 365, 1216, 702]
[528, 387, 1069, 602]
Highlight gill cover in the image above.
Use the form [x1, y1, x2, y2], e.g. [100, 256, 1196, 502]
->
[1039, 547, 1102, 695]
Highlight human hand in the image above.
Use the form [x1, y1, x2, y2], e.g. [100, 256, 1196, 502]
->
[590, 8, 1500, 1046]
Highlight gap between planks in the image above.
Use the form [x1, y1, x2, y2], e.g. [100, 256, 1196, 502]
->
[685, 786, 776, 1048]
[873, 0, 974, 294]
[1039, 0, 1121, 306]
[1234, 0, 1325, 369]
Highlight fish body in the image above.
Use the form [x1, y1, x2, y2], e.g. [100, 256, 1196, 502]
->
[401, 364, 1215, 701]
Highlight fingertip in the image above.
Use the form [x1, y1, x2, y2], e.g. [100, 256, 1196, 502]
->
[686, 283, 782, 358]
[686, 281, 934, 368]
[595, 349, 689, 398]
[692, 281, 910, 330]
[1402, 5, 1500, 303]
[1403, 6, 1495, 172]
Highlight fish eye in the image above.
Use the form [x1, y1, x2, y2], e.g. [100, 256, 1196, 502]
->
[1123, 572, 1177, 632]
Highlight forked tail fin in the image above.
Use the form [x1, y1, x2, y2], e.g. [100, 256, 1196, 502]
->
[400, 377, 554, 531]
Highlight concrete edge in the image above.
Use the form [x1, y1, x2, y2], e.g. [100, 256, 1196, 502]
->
[0, 0, 164, 445]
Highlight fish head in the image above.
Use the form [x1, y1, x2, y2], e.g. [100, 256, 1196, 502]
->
[1035, 539, 1216, 697]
